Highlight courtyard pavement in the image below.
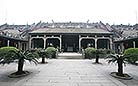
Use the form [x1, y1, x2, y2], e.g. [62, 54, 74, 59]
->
[0, 58, 138, 86]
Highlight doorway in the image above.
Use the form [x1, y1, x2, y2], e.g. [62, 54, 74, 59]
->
[62, 35, 79, 52]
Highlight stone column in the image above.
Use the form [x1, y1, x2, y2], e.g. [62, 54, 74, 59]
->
[60, 37, 62, 51]
[26, 42, 29, 50]
[133, 41, 136, 48]
[7, 40, 10, 46]
[79, 35, 81, 52]
[109, 38, 113, 50]
[43, 38, 46, 49]
[29, 38, 32, 50]
[95, 39, 97, 49]
[18, 42, 21, 50]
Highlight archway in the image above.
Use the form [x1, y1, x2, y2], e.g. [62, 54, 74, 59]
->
[0, 39, 8, 47]
[62, 35, 79, 52]
[31, 38, 44, 49]
[46, 38, 60, 48]
[81, 39, 95, 49]
[135, 40, 138, 48]
[97, 39, 110, 49]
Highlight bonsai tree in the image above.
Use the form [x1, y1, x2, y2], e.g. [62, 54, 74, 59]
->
[45, 47, 57, 58]
[37, 48, 47, 63]
[0, 47, 39, 77]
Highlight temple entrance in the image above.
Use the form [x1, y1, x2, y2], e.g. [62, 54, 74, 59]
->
[62, 35, 79, 52]
[81, 39, 95, 49]
[46, 38, 60, 48]
[97, 39, 110, 49]
[31, 38, 44, 49]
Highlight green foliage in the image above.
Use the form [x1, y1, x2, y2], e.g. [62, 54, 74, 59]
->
[45, 47, 57, 58]
[35, 48, 47, 63]
[105, 49, 115, 54]
[97, 49, 115, 58]
[24, 50, 39, 64]
[96, 49, 105, 58]
[36, 48, 47, 58]
[106, 54, 126, 64]
[0, 47, 39, 65]
[84, 47, 96, 59]
[106, 54, 127, 76]
[0, 47, 19, 64]
[84, 48, 114, 59]
[124, 48, 138, 64]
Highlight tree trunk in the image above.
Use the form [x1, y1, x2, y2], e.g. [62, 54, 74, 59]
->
[95, 54, 99, 63]
[42, 57, 45, 63]
[117, 57, 123, 76]
[17, 58, 24, 74]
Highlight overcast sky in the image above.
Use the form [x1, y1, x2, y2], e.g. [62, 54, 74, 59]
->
[0, 0, 138, 25]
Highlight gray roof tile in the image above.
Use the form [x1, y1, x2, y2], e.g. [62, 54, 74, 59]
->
[30, 28, 111, 34]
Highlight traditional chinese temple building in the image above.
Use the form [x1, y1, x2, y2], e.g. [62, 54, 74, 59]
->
[28, 22, 113, 52]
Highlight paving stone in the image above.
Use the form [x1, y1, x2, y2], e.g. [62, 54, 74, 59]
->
[77, 82, 102, 86]
[2, 59, 138, 86]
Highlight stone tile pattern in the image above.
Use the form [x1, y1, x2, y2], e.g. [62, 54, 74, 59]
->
[21, 60, 126, 86]
[1, 59, 138, 86]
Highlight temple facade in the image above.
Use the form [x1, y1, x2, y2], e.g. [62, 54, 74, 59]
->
[28, 22, 113, 52]
[0, 21, 114, 52]
[1, 21, 138, 53]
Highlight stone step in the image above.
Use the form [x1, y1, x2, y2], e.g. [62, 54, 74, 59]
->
[57, 52, 84, 59]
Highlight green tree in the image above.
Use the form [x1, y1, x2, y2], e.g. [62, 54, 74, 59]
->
[106, 54, 126, 76]
[84, 47, 96, 59]
[95, 49, 113, 63]
[45, 47, 57, 58]
[124, 48, 138, 65]
[37, 48, 47, 63]
[95, 49, 104, 63]
[0, 47, 39, 75]
[106, 53, 133, 79]
[85, 48, 109, 63]
[106, 48, 138, 79]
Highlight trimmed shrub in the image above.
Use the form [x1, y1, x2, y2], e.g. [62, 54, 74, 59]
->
[36, 48, 46, 58]
[33, 48, 47, 63]
[84, 47, 96, 59]
[45, 47, 57, 58]
[99, 49, 115, 58]
[0, 47, 19, 64]
[96, 49, 106, 58]
[124, 48, 138, 64]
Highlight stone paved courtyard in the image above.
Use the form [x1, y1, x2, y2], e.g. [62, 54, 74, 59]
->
[0, 59, 138, 86]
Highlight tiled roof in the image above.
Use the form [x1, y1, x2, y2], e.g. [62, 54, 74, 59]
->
[29, 28, 111, 34]
[122, 30, 138, 37]
[3, 29, 20, 34]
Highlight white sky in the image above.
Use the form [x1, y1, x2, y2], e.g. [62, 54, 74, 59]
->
[0, 0, 138, 25]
